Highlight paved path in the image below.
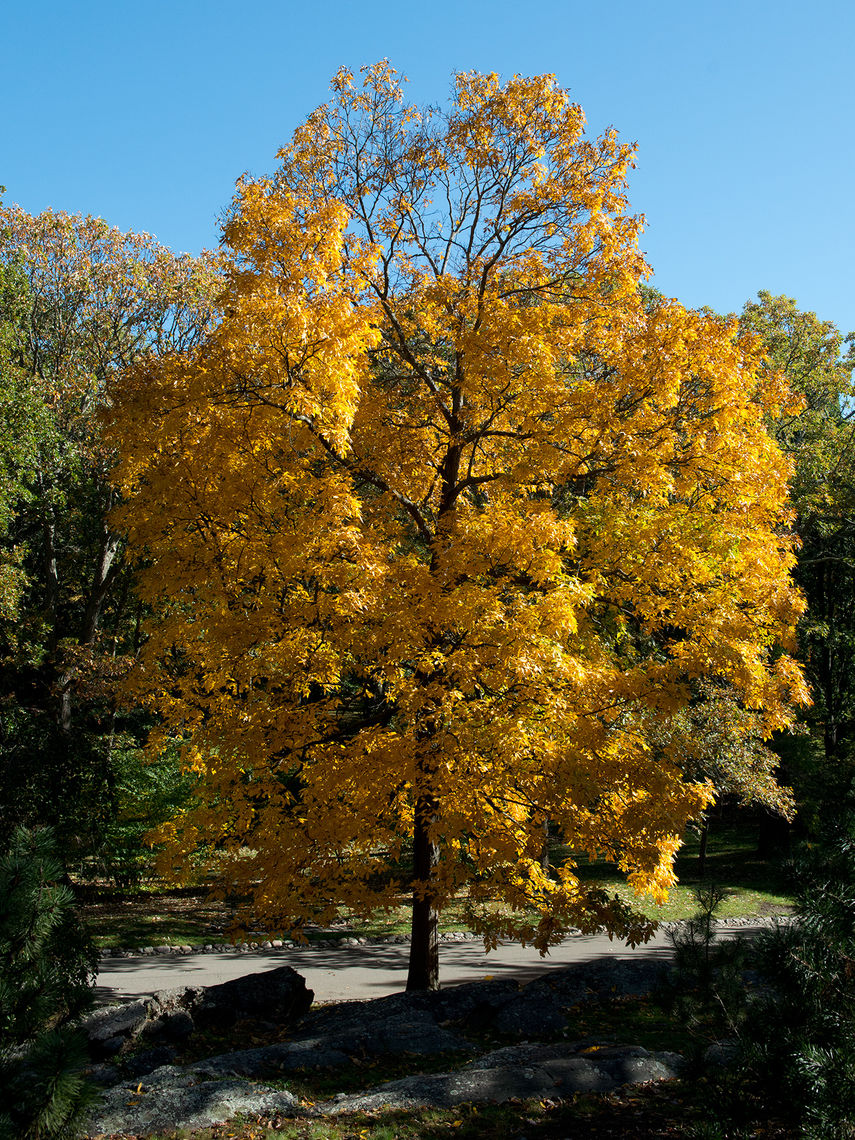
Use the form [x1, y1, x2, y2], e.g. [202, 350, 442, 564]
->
[95, 919, 773, 1006]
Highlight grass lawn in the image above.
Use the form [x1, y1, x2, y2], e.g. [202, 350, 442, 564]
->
[571, 819, 794, 924]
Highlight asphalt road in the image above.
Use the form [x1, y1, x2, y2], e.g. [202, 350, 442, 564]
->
[95, 919, 771, 1006]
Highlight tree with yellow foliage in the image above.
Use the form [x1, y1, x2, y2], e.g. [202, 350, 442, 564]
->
[107, 65, 807, 989]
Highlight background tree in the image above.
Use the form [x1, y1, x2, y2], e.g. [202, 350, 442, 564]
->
[0, 256, 49, 624]
[667, 794, 855, 1137]
[109, 65, 806, 989]
[740, 292, 855, 833]
[0, 205, 219, 869]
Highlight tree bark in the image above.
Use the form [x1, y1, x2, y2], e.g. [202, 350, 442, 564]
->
[540, 816, 551, 874]
[79, 523, 123, 646]
[42, 512, 59, 651]
[698, 816, 709, 877]
[406, 793, 440, 991]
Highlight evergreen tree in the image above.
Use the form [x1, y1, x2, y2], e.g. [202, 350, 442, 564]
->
[667, 800, 855, 1137]
[742, 804, 855, 1138]
[0, 825, 98, 1139]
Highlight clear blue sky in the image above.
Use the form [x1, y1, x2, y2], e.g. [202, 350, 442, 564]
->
[3, 0, 853, 333]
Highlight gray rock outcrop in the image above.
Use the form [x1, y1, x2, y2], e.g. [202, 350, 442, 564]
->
[82, 955, 685, 1137]
[84, 1039, 684, 1136]
[88, 1064, 300, 1136]
[318, 1041, 685, 1113]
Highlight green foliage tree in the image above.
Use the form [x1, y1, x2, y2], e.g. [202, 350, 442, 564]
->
[0, 256, 52, 625]
[94, 739, 197, 887]
[741, 292, 855, 768]
[0, 825, 98, 1139]
[0, 205, 219, 868]
[739, 294, 855, 851]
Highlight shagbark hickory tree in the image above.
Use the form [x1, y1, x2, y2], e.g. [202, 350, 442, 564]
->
[108, 65, 807, 990]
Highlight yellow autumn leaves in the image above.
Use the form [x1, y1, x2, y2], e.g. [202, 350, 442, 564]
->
[106, 64, 807, 954]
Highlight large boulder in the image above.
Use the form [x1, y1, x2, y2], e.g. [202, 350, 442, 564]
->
[187, 964, 313, 1030]
[81, 966, 314, 1058]
[82, 998, 158, 1057]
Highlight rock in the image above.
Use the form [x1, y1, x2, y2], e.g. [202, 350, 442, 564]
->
[85, 1062, 122, 1087]
[194, 1011, 470, 1081]
[591, 1044, 684, 1085]
[98, 1034, 127, 1057]
[320, 1065, 559, 1112]
[190, 965, 313, 1030]
[152, 984, 206, 1011]
[81, 998, 157, 1057]
[523, 958, 666, 1008]
[82, 970, 313, 1061]
[302, 977, 520, 1042]
[122, 1045, 179, 1079]
[84, 1064, 301, 1137]
[430, 978, 521, 1028]
[196, 1038, 355, 1077]
[140, 1007, 195, 1043]
[488, 991, 570, 1036]
[704, 1040, 740, 1067]
[317, 1040, 683, 1113]
[349, 1009, 469, 1057]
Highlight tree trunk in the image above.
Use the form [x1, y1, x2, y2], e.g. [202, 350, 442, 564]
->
[79, 524, 123, 645]
[406, 794, 440, 991]
[42, 512, 60, 651]
[698, 816, 710, 877]
[540, 816, 551, 874]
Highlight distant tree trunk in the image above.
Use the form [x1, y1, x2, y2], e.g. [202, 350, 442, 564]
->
[406, 793, 439, 991]
[698, 816, 710, 877]
[57, 521, 123, 736]
[79, 523, 123, 645]
[42, 512, 60, 652]
[540, 816, 551, 874]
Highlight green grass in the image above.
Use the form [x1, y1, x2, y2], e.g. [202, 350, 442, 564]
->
[571, 821, 794, 924]
[87, 913, 211, 949]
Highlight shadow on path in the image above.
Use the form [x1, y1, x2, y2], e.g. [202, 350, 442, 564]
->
[95, 926, 691, 1006]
